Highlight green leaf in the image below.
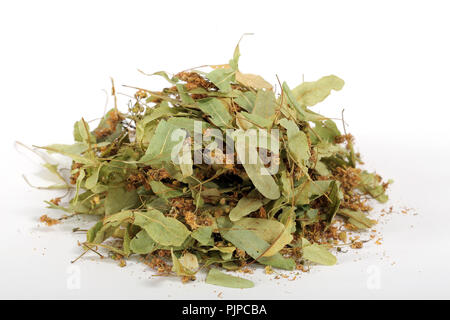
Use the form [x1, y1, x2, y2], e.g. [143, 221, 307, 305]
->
[327, 181, 342, 224]
[253, 90, 276, 121]
[279, 118, 310, 165]
[191, 226, 213, 246]
[141, 102, 177, 126]
[103, 210, 135, 225]
[302, 238, 337, 266]
[149, 181, 183, 200]
[69, 191, 105, 215]
[130, 230, 158, 254]
[206, 69, 234, 93]
[338, 209, 376, 229]
[176, 84, 195, 104]
[292, 75, 344, 107]
[206, 268, 254, 289]
[140, 120, 186, 164]
[235, 71, 272, 90]
[233, 218, 292, 250]
[234, 130, 280, 200]
[229, 197, 263, 222]
[229, 41, 241, 71]
[105, 187, 139, 216]
[87, 221, 104, 243]
[145, 71, 179, 84]
[314, 160, 331, 176]
[234, 91, 256, 112]
[294, 180, 333, 205]
[197, 98, 233, 128]
[358, 171, 389, 203]
[44, 142, 88, 155]
[123, 229, 131, 257]
[239, 112, 272, 129]
[74, 119, 96, 144]
[218, 217, 295, 270]
[265, 208, 295, 257]
[86, 211, 134, 244]
[85, 165, 102, 190]
[313, 120, 341, 143]
[167, 117, 210, 136]
[134, 210, 191, 247]
[315, 141, 344, 159]
[73, 168, 85, 203]
[40, 144, 97, 165]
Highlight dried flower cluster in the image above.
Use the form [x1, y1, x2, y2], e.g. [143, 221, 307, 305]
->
[37, 43, 390, 288]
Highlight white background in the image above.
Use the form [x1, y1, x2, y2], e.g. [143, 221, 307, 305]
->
[1, 0, 449, 300]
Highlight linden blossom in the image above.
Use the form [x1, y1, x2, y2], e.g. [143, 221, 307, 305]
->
[32, 39, 391, 289]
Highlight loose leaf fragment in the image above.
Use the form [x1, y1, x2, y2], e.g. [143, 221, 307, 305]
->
[302, 238, 337, 266]
[358, 171, 390, 203]
[292, 75, 344, 107]
[206, 268, 254, 289]
[338, 209, 376, 229]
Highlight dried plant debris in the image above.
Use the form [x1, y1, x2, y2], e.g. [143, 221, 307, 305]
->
[33, 42, 391, 289]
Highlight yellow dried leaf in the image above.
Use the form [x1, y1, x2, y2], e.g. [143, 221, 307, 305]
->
[235, 71, 273, 90]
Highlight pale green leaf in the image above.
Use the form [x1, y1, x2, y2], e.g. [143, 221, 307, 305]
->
[239, 112, 272, 129]
[229, 197, 263, 222]
[134, 210, 191, 247]
[358, 171, 389, 203]
[149, 181, 183, 200]
[85, 165, 102, 190]
[206, 268, 254, 289]
[302, 238, 337, 266]
[253, 89, 276, 120]
[338, 208, 376, 229]
[234, 91, 256, 112]
[197, 98, 233, 128]
[234, 130, 280, 200]
[206, 69, 234, 93]
[279, 118, 310, 165]
[218, 217, 295, 270]
[235, 71, 272, 90]
[191, 226, 213, 246]
[105, 188, 139, 215]
[130, 230, 158, 254]
[292, 75, 344, 107]
[140, 120, 186, 164]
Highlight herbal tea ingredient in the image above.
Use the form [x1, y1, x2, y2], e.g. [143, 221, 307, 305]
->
[35, 43, 390, 289]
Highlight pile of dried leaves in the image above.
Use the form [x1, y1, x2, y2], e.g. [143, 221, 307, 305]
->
[35, 43, 390, 288]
